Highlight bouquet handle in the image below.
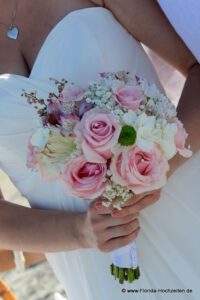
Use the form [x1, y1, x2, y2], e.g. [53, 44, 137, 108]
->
[110, 240, 140, 284]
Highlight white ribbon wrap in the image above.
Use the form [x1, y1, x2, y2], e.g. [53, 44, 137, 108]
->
[111, 240, 138, 269]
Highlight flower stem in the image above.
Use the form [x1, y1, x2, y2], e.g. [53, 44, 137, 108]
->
[119, 268, 125, 284]
[110, 263, 140, 284]
[128, 268, 134, 283]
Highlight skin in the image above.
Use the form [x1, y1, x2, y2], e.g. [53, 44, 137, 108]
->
[0, 0, 199, 253]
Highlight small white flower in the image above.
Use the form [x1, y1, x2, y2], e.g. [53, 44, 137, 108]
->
[105, 91, 112, 99]
[106, 170, 112, 177]
[123, 110, 137, 126]
[31, 127, 50, 149]
[105, 184, 112, 191]
[159, 123, 178, 159]
[136, 112, 156, 129]
[141, 79, 161, 99]
[86, 98, 92, 103]
[96, 90, 103, 97]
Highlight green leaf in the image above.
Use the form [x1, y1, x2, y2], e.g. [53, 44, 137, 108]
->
[118, 125, 137, 146]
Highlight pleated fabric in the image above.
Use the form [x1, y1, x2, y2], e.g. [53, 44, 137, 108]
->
[0, 7, 199, 300]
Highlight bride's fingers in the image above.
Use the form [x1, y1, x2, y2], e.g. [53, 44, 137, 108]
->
[111, 190, 161, 217]
[100, 227, 141, 253]
[120, 190, 161, 208]
[94, 193, 149, 214]
[93, 199, 113, 214]
[102, 212, 139, 228]
[138, 190, 161, 209]
[103, 219, 140, 241]
[93, 189, 161, 216]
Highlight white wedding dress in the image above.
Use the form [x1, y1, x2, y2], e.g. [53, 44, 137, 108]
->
[0, 7, 200, 300]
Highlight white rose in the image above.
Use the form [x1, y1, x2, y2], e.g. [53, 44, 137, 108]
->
[158, 123, 178, 159]
[122, 110, 137, 125]
[130, 112, 177, 157]
[135, 113, 158, 151]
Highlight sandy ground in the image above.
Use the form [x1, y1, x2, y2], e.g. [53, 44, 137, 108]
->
[0, 261, 66, 300]
[0, 171, 67, 300]
[0, 48, 185, 300]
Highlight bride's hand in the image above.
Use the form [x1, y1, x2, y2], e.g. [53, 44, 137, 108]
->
[79, 200, 140, 253]
[108, 189, 162, 218]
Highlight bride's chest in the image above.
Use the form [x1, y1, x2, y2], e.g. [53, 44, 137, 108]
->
[20, 1, 96, 73]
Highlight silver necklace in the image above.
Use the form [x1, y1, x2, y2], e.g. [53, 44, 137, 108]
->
[0, 0, 19, 40]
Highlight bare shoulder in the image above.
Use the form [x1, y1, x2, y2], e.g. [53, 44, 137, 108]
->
[0, 1, 29, 77]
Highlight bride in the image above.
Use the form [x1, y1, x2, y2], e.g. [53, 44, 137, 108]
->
[0, 0, 199, 299]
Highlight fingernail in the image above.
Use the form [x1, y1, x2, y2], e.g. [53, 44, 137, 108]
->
[112, 209, 121, 216]
[95, 202, 103, 209]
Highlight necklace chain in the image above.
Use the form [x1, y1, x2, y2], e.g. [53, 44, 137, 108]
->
[0, 0, 19, 39]
[0, 1, 105, 28]
[0, 0, 18, 28]
[0, 1, 105, 39]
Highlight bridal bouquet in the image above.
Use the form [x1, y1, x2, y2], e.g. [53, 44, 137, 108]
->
[22, 71, 192, 284]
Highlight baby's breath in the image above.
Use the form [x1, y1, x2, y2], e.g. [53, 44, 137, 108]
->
[102, 181, 132, 210]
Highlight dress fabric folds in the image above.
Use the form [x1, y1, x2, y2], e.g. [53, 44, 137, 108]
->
[0, 7, 200, 300]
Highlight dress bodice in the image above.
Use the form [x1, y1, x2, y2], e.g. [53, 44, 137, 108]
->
[0, 7, 162, 211]
[1, 7, 200, 300]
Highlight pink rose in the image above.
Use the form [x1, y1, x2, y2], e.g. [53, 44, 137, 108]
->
[74, 109, 121, 163]
[112, 85, 144, 110]
[60, 85, 86, 102]
[174, 119, 192, 157]
[110, 145, 169, 194]
[62, 155, 108, 199]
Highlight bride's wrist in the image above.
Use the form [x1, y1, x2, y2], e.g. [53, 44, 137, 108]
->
[53, 211, 86, 251]
[73, 212, 91, 249]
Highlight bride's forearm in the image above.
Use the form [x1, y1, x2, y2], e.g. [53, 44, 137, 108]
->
[169, 63, 200, 176]
[0, 198, 84, 253]
[105, 0, 197, 76]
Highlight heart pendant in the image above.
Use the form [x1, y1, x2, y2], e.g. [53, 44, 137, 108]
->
[7, 26, 19, 40]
